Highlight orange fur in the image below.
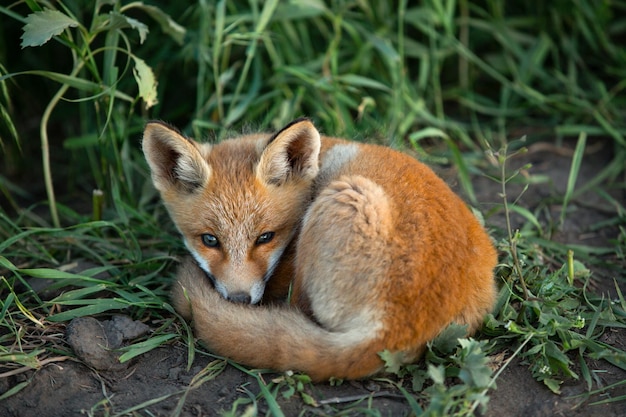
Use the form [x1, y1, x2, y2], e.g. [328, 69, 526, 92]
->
[142, 118, 497, 381]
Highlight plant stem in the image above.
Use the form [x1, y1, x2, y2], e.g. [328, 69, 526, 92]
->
[40, 90, 67, 228]
[469, 332, 534, 414]
[40, 64, 83, 228]
[500, 147, 530, 300]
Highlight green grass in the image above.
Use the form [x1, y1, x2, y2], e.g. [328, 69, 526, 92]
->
[1, 0, 626, 415]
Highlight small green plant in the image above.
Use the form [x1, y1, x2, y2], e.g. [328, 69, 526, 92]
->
[0, 0, 184, 227]
[0, 206, 180, 399]
[483, 139, 626, 396]
[377, 324, 494, 416]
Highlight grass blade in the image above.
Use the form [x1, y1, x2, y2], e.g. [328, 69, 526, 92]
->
[560, 131, 587, 226]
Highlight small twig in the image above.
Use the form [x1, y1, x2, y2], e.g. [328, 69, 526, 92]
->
[317, 390, 404, 406]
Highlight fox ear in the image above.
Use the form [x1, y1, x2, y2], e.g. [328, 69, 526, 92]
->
[142, 121, 211, 193]
[257, 118, 321, 186]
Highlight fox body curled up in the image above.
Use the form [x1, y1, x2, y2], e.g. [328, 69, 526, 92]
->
[142, 118, 497, 381]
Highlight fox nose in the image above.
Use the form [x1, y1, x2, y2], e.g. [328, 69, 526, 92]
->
[228, 292, 251, 304]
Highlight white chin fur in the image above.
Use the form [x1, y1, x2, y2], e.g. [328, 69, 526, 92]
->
[184, 239, 264, 304]
[250, 281, 265, 304]
[213, 280, 230, 300]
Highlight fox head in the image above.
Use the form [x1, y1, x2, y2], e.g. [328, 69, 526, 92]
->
[142, 118, 321, 304]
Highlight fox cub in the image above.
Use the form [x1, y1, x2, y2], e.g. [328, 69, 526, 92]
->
[142, 118, 497, 381]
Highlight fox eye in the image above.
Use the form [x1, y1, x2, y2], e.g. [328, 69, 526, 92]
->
[256, 232, 275, 245]
[201, 234, 219, 248]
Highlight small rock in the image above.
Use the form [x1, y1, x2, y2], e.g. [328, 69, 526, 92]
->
[66, 317, 125, 371]
[102, 315, 150, 349]
[66, 315, 151, 371]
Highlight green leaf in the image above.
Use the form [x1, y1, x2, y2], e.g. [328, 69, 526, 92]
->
[0, 350, 44, 368]
[560, 131, 586, 225]
[457, 339, 492, 388]
[0, 255, 17, 270]
[49, 284, 110, 303]
[132, 56, 158, 109]
[427, 363, 445, 385]
[19, 267, 107, 283]
[0, 381, 31, 401]
[300, 392, 318, 406]
[397, 384, 424, 416]
[0, 70, 134, 103]
[63, 133, 99, 149]
[543, 377, 562, 394]
[21, 9, 79, 48]
[118, 333, 177, 363]
[431, 322, 468, 354]
[105, 11, 149, 44]
[0, 103, 20, 149]
[379, 349, 405, 374]
[122, 2, 186, 45]
[338, 74, 391, 92]
[272, 1, 327, 20]
[46, 299, 130, 322]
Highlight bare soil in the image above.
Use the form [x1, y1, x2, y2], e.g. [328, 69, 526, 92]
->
[1, 139, 624, 416]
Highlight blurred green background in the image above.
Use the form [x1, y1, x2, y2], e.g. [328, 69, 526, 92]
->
[2, 0, 624, 226]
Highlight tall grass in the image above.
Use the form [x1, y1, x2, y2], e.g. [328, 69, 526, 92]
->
[1, 0, 625, 414]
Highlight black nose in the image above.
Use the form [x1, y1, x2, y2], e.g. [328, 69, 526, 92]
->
[228, 292, 251, 304]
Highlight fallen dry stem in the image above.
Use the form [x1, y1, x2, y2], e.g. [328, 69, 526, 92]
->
[0, 355, 71, 378]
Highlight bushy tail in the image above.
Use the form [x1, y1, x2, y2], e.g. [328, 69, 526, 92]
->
[172, 257, 385, 381]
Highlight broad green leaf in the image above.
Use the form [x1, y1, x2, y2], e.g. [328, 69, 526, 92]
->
[104, 11, 149, 44]
[122, 2, 186, 45]
[431, 322, 468, 354]
[21, 9, 79, 48]
[543, 377, 562, 394]
[427, 363, 445, 385]
[457, 339, 492, 388]
[379, 349, 405, 374]
[132, 56, 158, 109]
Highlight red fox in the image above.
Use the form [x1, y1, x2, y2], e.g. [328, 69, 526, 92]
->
[142, 118, 497, 381]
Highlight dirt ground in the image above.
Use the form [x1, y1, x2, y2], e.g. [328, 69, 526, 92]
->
[1, 139, 625, 416]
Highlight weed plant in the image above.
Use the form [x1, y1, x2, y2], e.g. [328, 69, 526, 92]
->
[1, 0, 625, 415]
